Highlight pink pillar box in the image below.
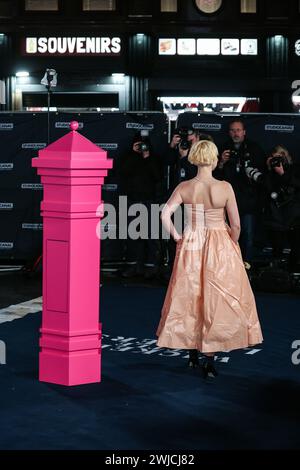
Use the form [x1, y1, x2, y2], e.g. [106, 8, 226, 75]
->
[32, 121, 113, 386]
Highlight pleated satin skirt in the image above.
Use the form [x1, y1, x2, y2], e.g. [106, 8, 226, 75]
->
[156, 224, 263, 353]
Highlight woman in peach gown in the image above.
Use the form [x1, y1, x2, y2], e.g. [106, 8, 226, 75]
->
[156, 140, 263, 378]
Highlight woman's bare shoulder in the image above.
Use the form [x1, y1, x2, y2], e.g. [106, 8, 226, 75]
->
[175, 180, 190, 192]
[213, 178, 231, 188]
[213, 179, 232, 190]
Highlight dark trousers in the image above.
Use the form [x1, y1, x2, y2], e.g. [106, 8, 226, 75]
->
[125, 200, 161, 268]
[240, 213, 256, 262]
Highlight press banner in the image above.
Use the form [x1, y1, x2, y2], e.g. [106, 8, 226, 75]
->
[176, 112, 300, 162]
[0, 113, 46, 260]
[0, 111, 168, 262]
[50, 112, 169, 261]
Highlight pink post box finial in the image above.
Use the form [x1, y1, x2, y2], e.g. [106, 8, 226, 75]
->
[70, 120, 79, 131]
[32, 122, 113, 386]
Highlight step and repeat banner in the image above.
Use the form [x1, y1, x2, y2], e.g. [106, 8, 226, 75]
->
[0, 111, 168, 262]
[176, 112, 300, 162]
[0, 113, 47, 262]
[1, 110, 300, 262]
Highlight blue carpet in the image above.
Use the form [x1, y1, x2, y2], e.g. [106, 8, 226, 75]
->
[0, 285, 299, 450]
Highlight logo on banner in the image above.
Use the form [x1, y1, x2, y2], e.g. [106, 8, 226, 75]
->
[96, 143, 118, 150]
[21, 183, 43, 190]
[126, 123, 154, 130]
[0, 123, 13, 130]
[0, 242, 13, 249]
[22, 223, 43, 230]
[0, 163, 13, 171]
[265, 124, 294, 133]
[192, 123, 222, 131]
[22, 143, 47, 149]
[103, 184, 118, 191]
[0, 203, 13, 210]
[55, 122, 84, 129]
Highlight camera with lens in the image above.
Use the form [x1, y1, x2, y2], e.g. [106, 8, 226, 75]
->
[138, 142, 149, 152]
[270, 155, 289, 170]
[175, 127, 194, 150]
[230, 149, 239, 158]
[245, 165, 263, 183]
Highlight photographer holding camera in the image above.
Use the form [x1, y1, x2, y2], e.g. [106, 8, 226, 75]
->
[163, 130, 214, 271]
[262, 145, 300, 272]
[214, 119, 265, 263]
[119, 133, 163, 279]
[165, 128, 200, 192]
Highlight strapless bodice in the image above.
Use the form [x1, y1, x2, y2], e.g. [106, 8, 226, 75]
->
[184, 205, 227, 230]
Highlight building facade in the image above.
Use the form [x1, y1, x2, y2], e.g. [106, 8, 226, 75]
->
[0, 0, 300, 113]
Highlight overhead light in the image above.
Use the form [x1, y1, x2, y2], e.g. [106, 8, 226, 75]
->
[112, 73, 125, 84]
[274, 35, 284, 45]
[159, 96, 247, 104]
[136, 33, 145, 44]
[16, 71, 29, 77]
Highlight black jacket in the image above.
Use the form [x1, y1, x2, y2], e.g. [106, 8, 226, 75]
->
[164, 147, 197, 195]
[120, 150, 162, 201]
[262, 164, 300, 231]
[213, 138, 265, 215]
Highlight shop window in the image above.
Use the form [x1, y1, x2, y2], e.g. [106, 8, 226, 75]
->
[82, 0, 116, 10]
[25, 0, 59, 10]
[158, 96, 257, 121]
[127, 0, 152, 15]
[240, 0, 256, 14]
[23, 92, 119, 109]
[161, 0, 177, 12]
[265, 0, 288, 19]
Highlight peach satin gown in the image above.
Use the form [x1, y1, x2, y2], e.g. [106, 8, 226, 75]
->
[156, 204, 263, 353]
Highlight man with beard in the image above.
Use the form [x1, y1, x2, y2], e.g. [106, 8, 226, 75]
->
[214, 120, 265, 264]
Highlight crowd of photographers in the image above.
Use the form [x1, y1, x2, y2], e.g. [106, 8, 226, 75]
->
[119, 120, 300, 279]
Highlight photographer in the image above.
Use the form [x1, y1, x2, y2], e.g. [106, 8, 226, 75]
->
[262, 145, 300, 272]
[163, 130, 214, 270]
[164, 128, 200, 192]
[214, 119, 265, 263]
[119, 134, 163, 279]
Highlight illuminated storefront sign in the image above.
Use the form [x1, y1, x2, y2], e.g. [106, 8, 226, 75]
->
[197, 39, 220, 55]
[240, 39, 257, 55]
[158, 38, 258, 56]
[23, 37, 121, 56]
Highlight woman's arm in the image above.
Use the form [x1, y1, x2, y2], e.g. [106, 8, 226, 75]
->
[161, 187, 183, 242]
[225, 183, 241, 244]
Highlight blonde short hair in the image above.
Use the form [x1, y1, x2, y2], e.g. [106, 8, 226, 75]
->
[271, 144, 292, 164]
[188, 140, 218, 166]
